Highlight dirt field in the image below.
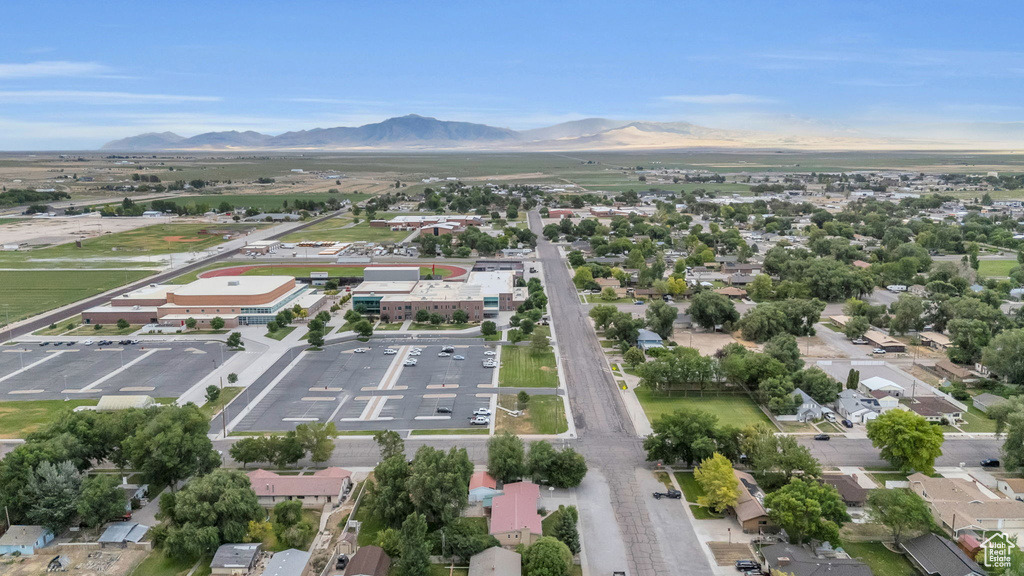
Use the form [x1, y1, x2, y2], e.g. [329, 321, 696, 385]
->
[675, 330, 744, 355]
[0, 548, 147, 576]
[0, 214, 163, 247]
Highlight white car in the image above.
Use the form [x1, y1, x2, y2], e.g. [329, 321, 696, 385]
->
[353, 348, 369, 353]
[409, 351, 421, 356]
[129, 339, 139, 345]
[483, 351, 496, 356]
[410, 347, 423, 352]
[438, 352, 451, 357]
[483, 362, 496, 369]
[872, 348, 887, 354]
[474, 408, 492, 416]
[82, 340, 94, 346]
[453, 355, 465, 360]
[470, 416, 490, 425]
[403, 359, 418, 366]
[383, 349, 397, 355]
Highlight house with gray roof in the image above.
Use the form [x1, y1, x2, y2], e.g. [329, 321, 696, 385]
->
[793, 388, 833, 422]
[265, 549, 310, 576]
[98, 522, 149, 548]
[834, 390, 880, 424]
[211, 543, 261, 575]
[760, 543, 871, 576]
[636, 329, 664, 351]
[972, 393, 1009, 415]
[900, 533, 986, 576]
[0, 526, 52, 556]
[469, 547, 521, 576]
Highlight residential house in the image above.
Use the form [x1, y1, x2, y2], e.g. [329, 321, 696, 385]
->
[859, 376, 904, 397]
[98, 523, 149, 548]
[905, 397, 963, 423]
[909, 284, 928, 297]
[636, 329, 664, 351]
[759, 543, 871, 576]
[852, 260, 871, 269]
[714, 286, 747, 299]
[920, 331, 953, 350]
[973, 393, 1009, 415]
[211, 544, 261, 576]
[727, 274, 757, 286]
[721, 262, 763, 275]
[935, 359, 977, 383]
[834, 390, 881, 424]
[0, 526, 53, 556]
[345, 545, 391, 576]
[822, 475, 868, 507]
[265, 549, 310, 576]
[900, 533, 987, 576]
[489, 482, 542, 547]
[866, 390, 901, 413]
[469, 547, 522, 576]
[997, 478, 1024, 502]
[469, 471, 502, 506]
[909, 473, 1024, 533]
[732, 470, 773, 533]
[593, 277, 621, 290]
[792, 388, 833, 423]
[829, 315, 852, 328]
[863, 330, 906, 352]
[248, 467, 352, 508]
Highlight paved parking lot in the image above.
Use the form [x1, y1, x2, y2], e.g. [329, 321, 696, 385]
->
[232, 340, 500, 432]
[0, 341, 235, 400]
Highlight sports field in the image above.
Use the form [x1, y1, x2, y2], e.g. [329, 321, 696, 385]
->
[633, 390, 772, 428]
[174, 192, 370, 213]
[281, 218, 411, 243]
[0, 270, 154, 324]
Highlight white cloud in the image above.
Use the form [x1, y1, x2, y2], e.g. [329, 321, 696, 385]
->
[660, 93, 775, 105]
[0, 91, 221, 104]
[0, 60, 112, 78]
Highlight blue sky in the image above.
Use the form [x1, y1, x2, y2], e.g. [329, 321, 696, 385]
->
[2, 0, 1023, 149]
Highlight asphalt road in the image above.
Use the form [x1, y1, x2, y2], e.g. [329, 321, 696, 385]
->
[800, 436, 1002, 467]
[1, 208, 348, 344]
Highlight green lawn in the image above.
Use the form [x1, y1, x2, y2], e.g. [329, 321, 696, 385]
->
[633, 390, 772, 428]
[33, 314, 84, 335]
[674, 472, 703, 502]
[840, 541, 917, 576]
[129, 550, 204, 576]
[262, 508, 321, 552]
[37, 223, 260, 257]
[283, 219, 409, 243]
[978, 259, 1018, 278]
[68, 323, 141, 336]
[869, 472, 910, 485]
[542, 507, 568, 537]
[377, 322, 403, 331]
[200, 387, 244, 419]
[499, 346, 558, 388]
[354, 493, 386, 546]
[0, 270, 154, 324]
[408, 322, 472, 331]
[429, 566, 469, 576]
[959, 402, 997, 433]
[496, 394, 567, 434]
[265, 326, 297, 340]
[0, 399, 100, 438]
[176, 192, 369, 213]
[689, 505, 722, 519]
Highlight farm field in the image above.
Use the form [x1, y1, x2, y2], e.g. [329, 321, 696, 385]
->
[498, 346, 558, 388]
[175, 192, 369, 212]
[0, 269, 153, 325]
[633, 390, 772, 428]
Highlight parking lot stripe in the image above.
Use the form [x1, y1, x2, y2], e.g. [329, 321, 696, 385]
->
[226, 351, 307, 432]
[301, 396, 336, 401]
[9, 389, 44, 394]
[423, 393, 457, 398]
[310, 387, 343, 392]
[414, 416, 452, 420]
[0, 350, 65, 383]
[426, 384, 459, 389]
[74, 349, 160, 392]
[121, 386, 154, 391]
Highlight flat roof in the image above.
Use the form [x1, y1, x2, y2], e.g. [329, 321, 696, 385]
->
[466, 271, 515, 295]
[117, 284, 174, 300]
[171, 276, 293, 297]
[382, 281, 481, 302]
[353, 281, 419, 295]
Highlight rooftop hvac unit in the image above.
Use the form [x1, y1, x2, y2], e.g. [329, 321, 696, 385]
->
[228, 280, 240, 286]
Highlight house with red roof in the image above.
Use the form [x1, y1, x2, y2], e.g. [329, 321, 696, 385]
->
[489, 481, 542, 547]
[247, 467, 352, 508]
[469, 471, 502, 506]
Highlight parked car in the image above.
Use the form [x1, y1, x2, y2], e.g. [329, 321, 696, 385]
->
[438, 352, 452, 357]
[633, 300, 644, 305]
[39, 341, 49, 346]
[851, 338, 869, 345]
[483, 351, 496, 356]
[82, 340, 94, 346]
[814, 433, 830, 441]
[453, 355, 465, 360]
[872, 348, 887, 354]
[474, 408, 492, 416]
[436, 406, 452, 414]
[409, 351, 421, 356]
[336, 554, 349, 570]
[482, 362, 497, 368]
[735, 560, 760, 572]
[652, 490, 682, 500]
[470, 416, 490, 425]
[403, 359, 417, 367]
[441, 346, 455, 353]
[842, 419, 854, 428]
[981, 458, 1001, 468]
[65, 341, 74, 346]
[353, 348, 369, 353]
[129, 339, 139, 345]
[383, 348, 397, 355]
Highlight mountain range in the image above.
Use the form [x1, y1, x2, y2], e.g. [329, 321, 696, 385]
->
[101, 114, 917, 152]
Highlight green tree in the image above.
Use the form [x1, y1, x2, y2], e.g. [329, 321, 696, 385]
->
[588, 304, 618, 330]
[567, 250, 586, 267]
[982, 329, 1024, 384]
[210, 317, 225, 330]
[307, 330, 325, 348]
[117, 318, 130, 330]
[488, 432, 526, 483]
[27, 460, 81, 534]
[523, 537, 572, 576]
[521, 319, 535, 334]
[481, 321, 497, 336]
[643, 409, 722, 466]
[429, 313, 443, 325]
[527, 440, 557, 481]
[572, 267, 594, 289]
[742, 424, 822, 491]
[229, 437, 266, 468]
[623, 346, 646, 368]
[764, 477, 850, 545]
[185, 317, 197, 330]
[551, 505, 581, 555]
[888, 294, 925, 335]
[407, 446, 473, 526]
[866, 410, 944, 474]
[517, 390, 530, 406]
[688, 291, 739, 331]
[989, 397, 1024, 472]
[845, 369, 860, 390]
[226, 332, 242, 348]
[353, 319, 373, 338]
[295, 421, 337, 463]
[694, 453, 739, 513]
[600, 287, 618, 301]
[272, 432, 305, 468]
[415, 309, 430, 323]
[792, 368, 839, 405]
[548, 448, 587, 488]
[368, 456, 413, 528]
[125, 405, 220, 490]
[843, 316, 870, 340]
[373, 430, 405, 461]
[205, 385, 221, 404]
[748, 274, 774, 301]
[77, 474, 128, 528]
[452, 309, 469, 324]
[763, 334, 804, 372]
[645, 300, 678, 339]
[866, 488, 933, 548]
[399, 513, 430, 576]
[227, 373, 238, 384]
[530, 333, 550, 355]
[159, 469, 264, 560]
